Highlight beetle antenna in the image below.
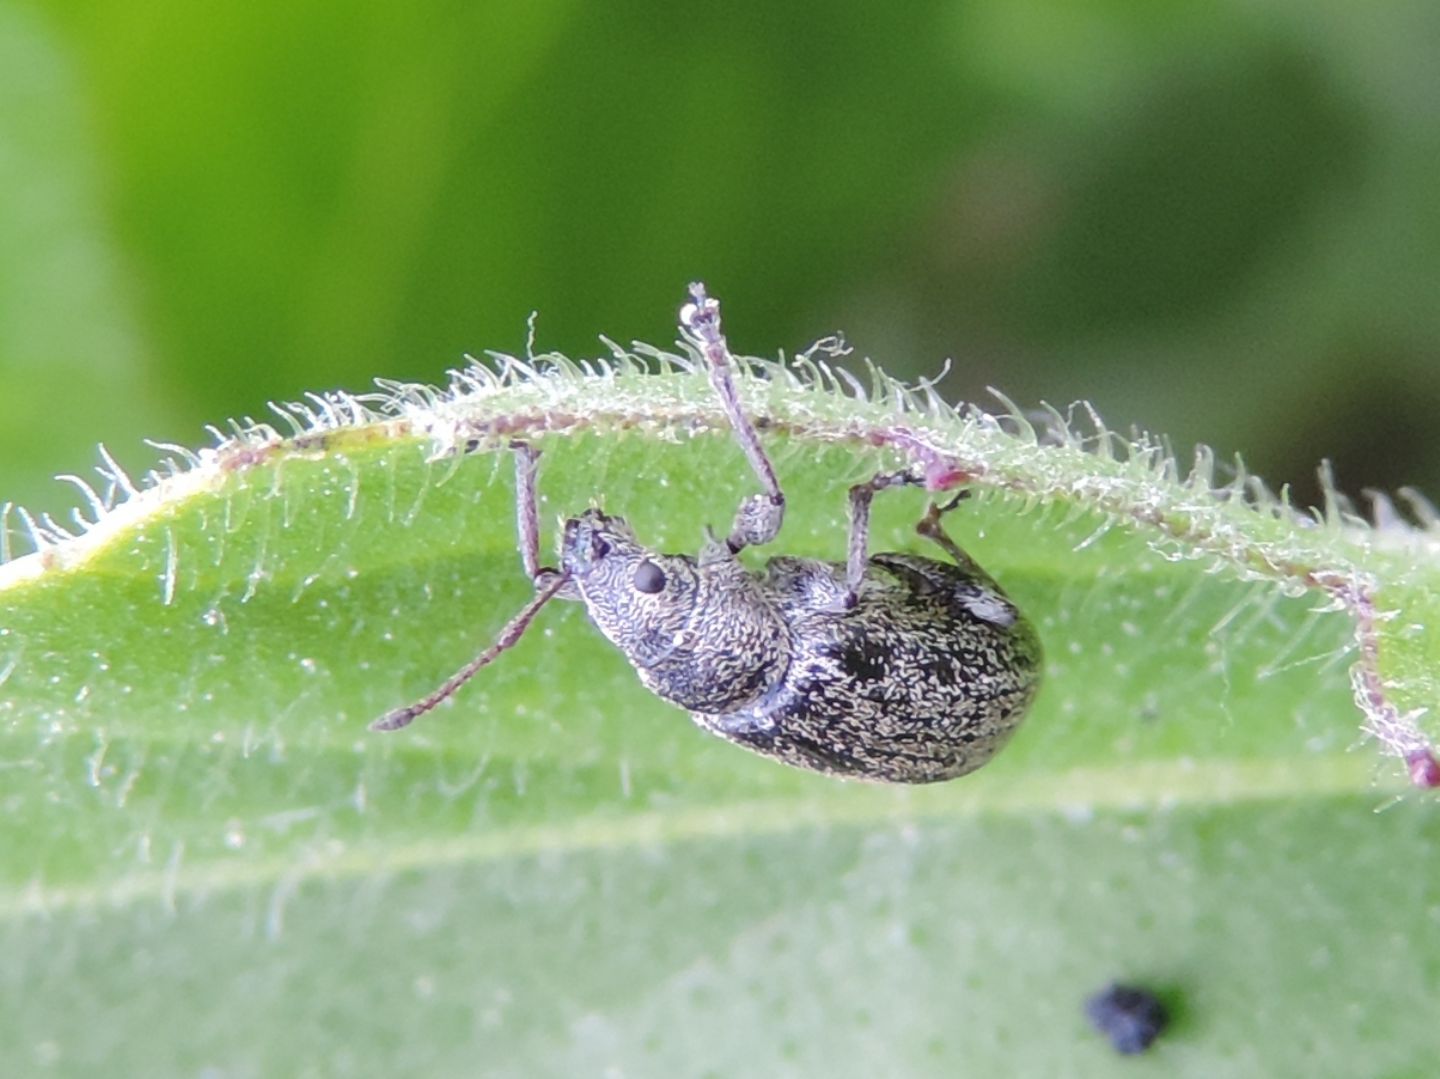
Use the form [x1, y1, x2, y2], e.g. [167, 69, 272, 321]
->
[371, 571, 572, 731]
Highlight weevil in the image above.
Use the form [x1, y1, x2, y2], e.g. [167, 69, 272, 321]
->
[373, 284, 1042, 783]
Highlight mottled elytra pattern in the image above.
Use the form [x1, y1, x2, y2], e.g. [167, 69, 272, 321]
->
[374, 284, 1043, 784]
[697, 554, 1041, 782]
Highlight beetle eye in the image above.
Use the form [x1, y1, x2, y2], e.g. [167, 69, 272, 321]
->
[632, 560, 666, 594]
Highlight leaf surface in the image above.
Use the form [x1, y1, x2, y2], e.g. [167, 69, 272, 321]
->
[2, 346, 1437, 1077]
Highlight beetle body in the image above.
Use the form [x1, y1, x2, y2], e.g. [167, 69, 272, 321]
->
[564, 509, 1041, 783]
[374, 284, 1043, 784]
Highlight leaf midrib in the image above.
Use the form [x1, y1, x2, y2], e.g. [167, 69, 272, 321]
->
[2, 753, 1390, 919]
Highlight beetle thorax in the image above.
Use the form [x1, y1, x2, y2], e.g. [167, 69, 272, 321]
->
[561, 509, 789, 713]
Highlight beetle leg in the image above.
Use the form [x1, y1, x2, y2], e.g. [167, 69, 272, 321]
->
[916, 493, 995, 582]
[680, 283, 786, 554]
[509, 440, 579, 598]
[370, 443, 577, 732]
[510, 440, 544, 580]
[845, 469, 925, 604]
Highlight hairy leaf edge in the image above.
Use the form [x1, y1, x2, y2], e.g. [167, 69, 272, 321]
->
[1, 333, 1437, 787]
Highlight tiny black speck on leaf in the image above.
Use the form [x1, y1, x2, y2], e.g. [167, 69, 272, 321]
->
[1085, 983, 1169, 1055]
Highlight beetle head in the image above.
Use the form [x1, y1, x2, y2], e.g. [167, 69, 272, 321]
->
[560, 509, 700, 668]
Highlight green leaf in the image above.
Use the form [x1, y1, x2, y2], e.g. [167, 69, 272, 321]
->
[2, 335, 1437, 1077]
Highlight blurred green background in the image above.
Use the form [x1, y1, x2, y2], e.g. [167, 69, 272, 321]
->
[3, 0, 1439, 517]
[4, 4, 1440, 1075]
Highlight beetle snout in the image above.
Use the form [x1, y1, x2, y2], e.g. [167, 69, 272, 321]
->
[560, 510, 635, 575]
[566, 507, 620, 532]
